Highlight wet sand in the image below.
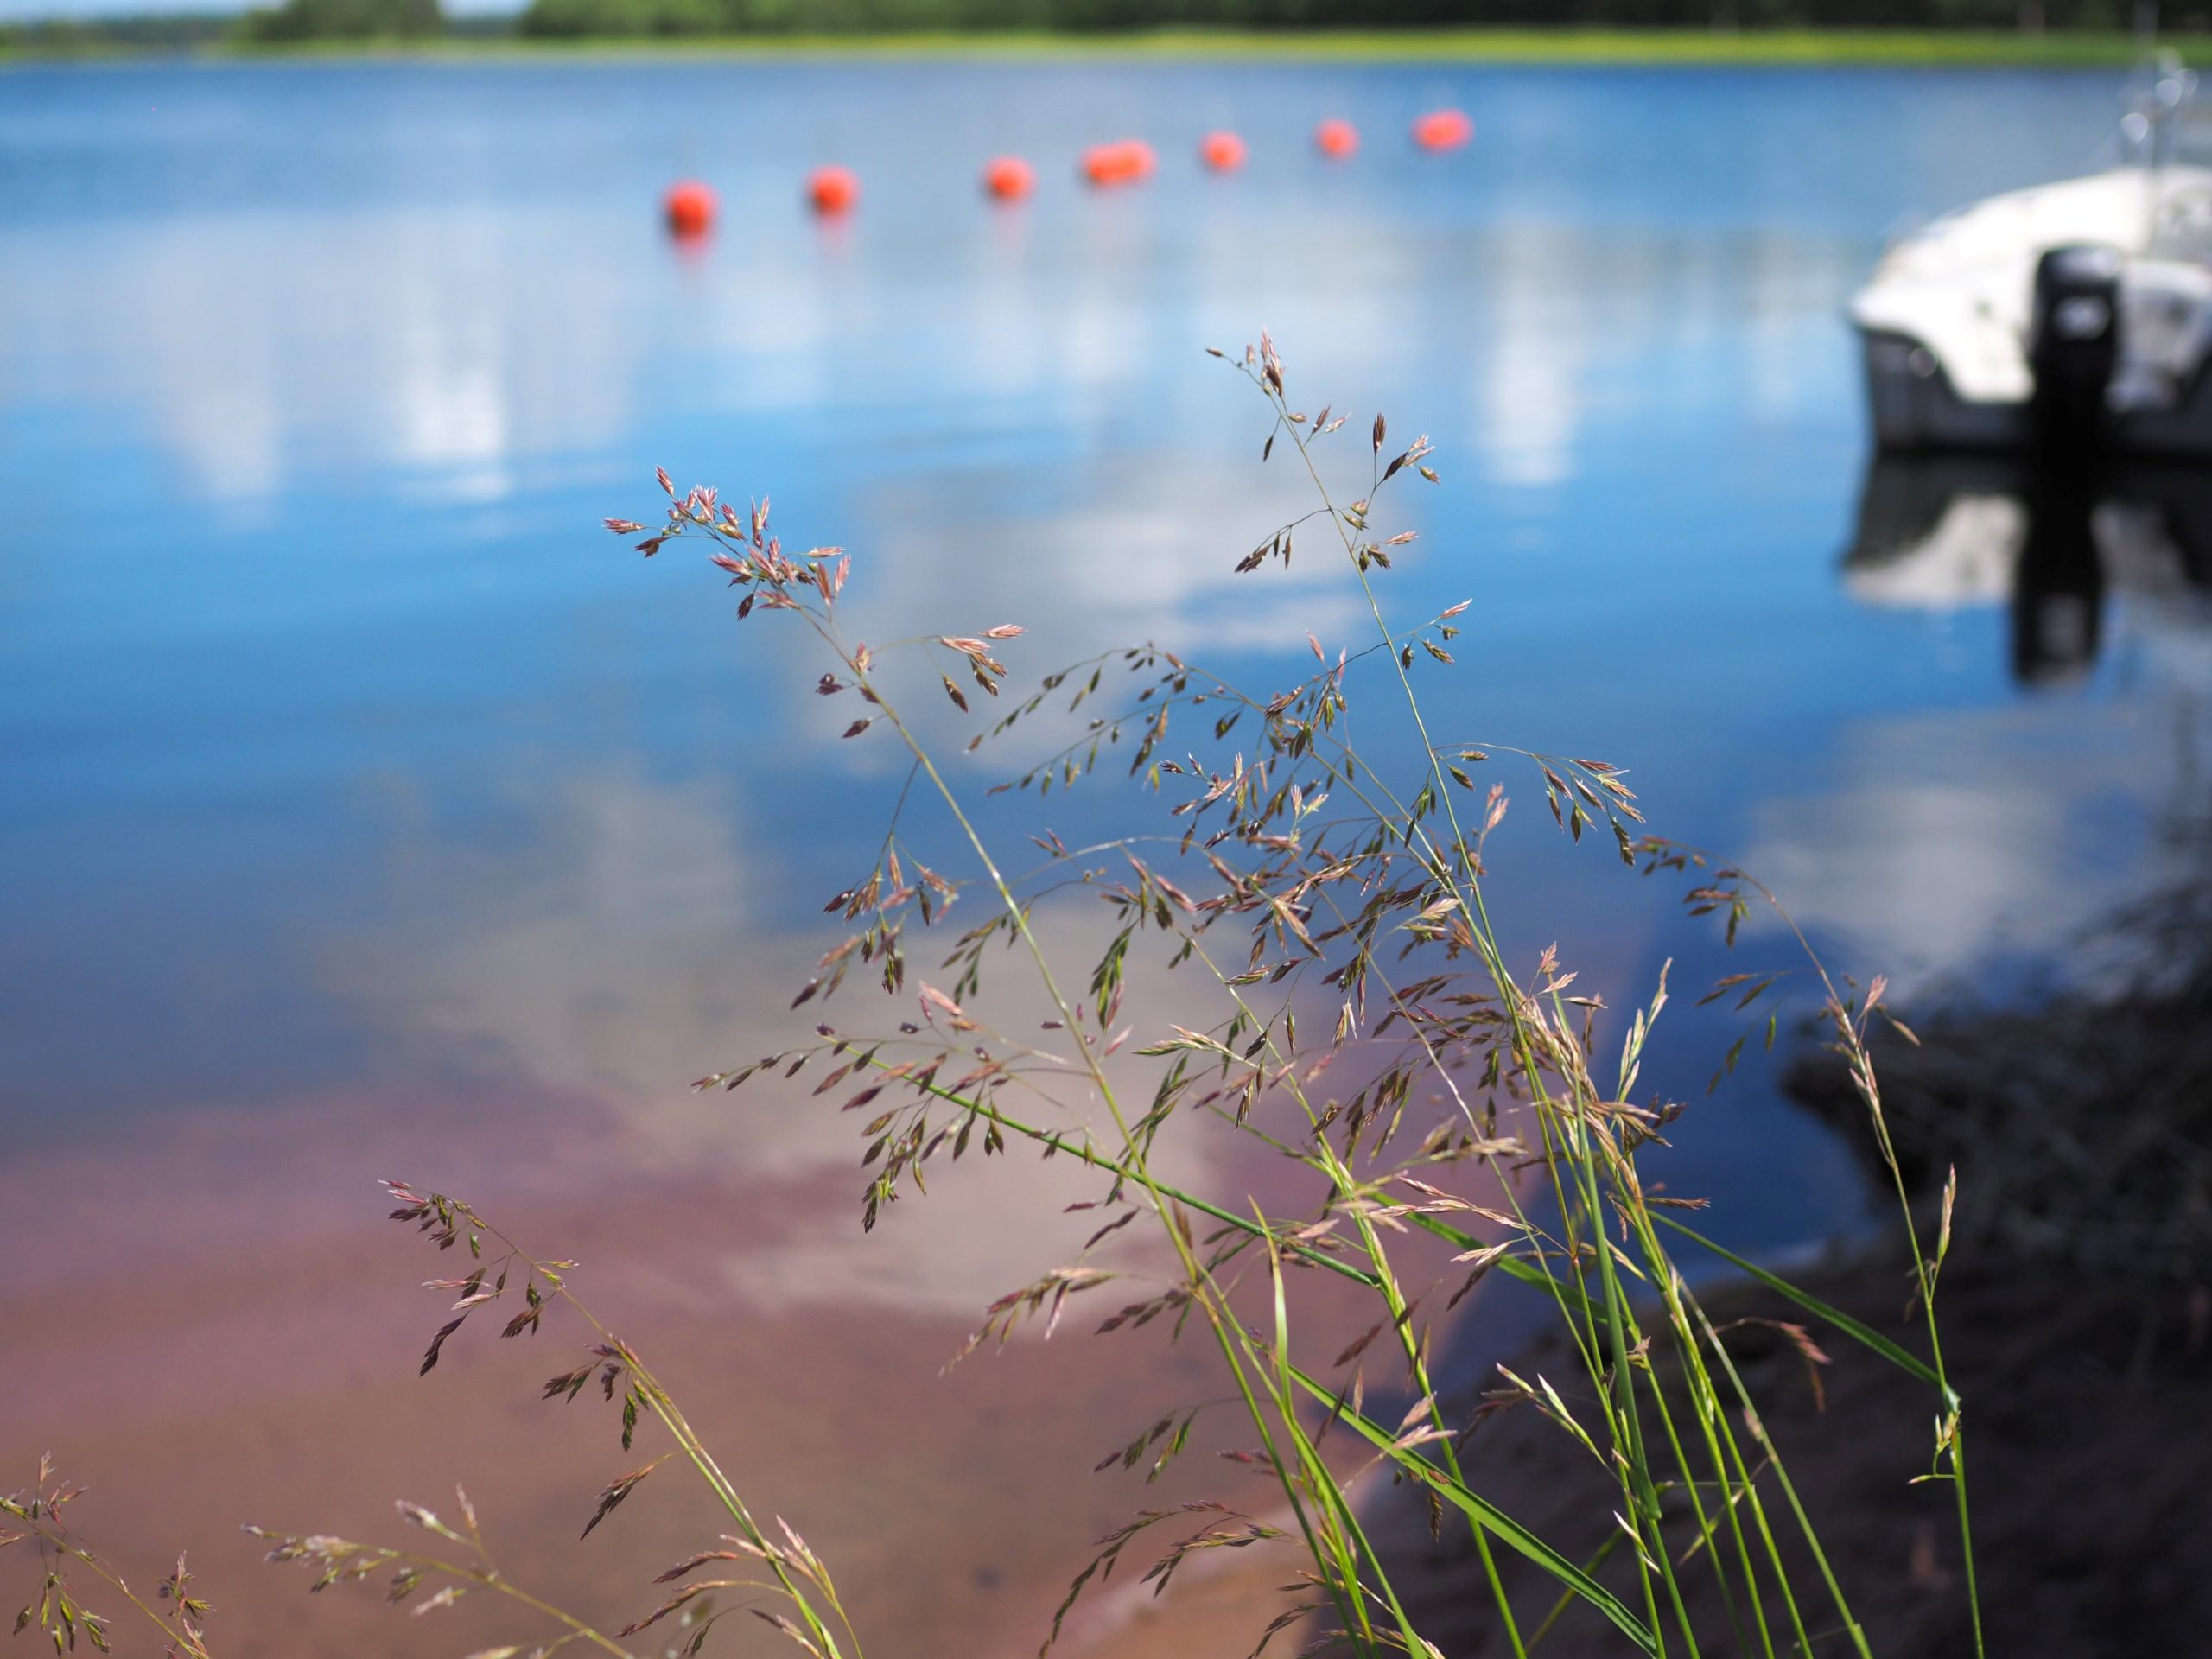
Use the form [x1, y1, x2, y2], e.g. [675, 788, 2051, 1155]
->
[3, 1082, 1413, 1659]
[22, 1080, 2209, 1659]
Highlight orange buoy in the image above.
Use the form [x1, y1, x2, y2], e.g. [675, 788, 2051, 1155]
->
[1199, 130, 1247, 172]
[1081, 140, 1155, 188]
[807, 165, 860, 216]
[1413, 109, 1473, 151]
[1314, 118, 1358, 159]
[663, 179, 716, 238]
[982, 155, 1035, 201]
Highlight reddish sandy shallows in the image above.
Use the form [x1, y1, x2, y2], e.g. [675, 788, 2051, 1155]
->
[3, 1082, 1454, 1659]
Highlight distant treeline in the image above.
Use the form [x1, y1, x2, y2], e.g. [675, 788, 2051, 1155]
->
[240, 0, 439, 40]
[0, 2, 546, 48]
[0, 0, 2191, 51]
[0, 11, 232, 48]
[517, 0, 2152, 34]
[0, 0, 446, 46]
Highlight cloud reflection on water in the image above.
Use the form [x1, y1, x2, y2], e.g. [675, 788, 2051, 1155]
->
[1745, 455, 2212, 995]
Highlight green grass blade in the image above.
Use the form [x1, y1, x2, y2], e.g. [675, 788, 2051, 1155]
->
[1655, 1217, 1956, 1408]
[1285, 1363, 1660, 1656]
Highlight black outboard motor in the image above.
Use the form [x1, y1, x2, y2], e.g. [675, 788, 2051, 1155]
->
[2016, 245, 2122, 680]
[2027, 245, 2124, 454]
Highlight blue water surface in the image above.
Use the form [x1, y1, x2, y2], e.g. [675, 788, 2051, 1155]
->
[4, 58, 2206, 1259]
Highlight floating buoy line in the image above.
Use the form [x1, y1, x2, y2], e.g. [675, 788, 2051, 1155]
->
[662, 177, 716, 237]
[807, 164, 861, 216]
[661, 109, 1471, 233]
[1413, 108, 1474, 151]
[1081, 138, 1156, 188]
[982, 154, 1034, 200]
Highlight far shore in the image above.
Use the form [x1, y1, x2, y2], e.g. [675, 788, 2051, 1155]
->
[3, 27, 2207, 68]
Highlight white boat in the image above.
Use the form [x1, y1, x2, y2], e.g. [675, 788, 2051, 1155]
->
[1852, 53, 2212, 456]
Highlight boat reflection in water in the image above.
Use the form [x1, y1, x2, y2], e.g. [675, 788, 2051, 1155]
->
[1844, 453, 2212, 683]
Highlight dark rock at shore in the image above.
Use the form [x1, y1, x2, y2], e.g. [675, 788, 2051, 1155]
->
[1786, 854, 2212, 1282]
[1371, 1255, 2212, 1656]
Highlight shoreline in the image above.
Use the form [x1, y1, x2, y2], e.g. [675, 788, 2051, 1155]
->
[1069, 1246, 2212, 1659]
[3, 28, 2203, 69]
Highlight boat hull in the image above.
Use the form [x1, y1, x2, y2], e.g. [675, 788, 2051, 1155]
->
[1860, 325, 2212, 455]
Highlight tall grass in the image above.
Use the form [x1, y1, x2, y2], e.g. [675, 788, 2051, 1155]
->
[4, 341, 1979, 1658]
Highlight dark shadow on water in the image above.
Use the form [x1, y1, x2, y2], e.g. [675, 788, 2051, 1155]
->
[1844, 451, 2212, 686]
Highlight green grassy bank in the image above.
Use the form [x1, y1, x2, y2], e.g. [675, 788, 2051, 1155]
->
[3, 26, 2205, 66]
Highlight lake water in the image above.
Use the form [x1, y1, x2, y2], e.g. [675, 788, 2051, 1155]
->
[3, 54, 2208, 1658]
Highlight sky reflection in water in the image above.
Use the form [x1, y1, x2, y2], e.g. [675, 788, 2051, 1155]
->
[6, 58, 2211, 1273]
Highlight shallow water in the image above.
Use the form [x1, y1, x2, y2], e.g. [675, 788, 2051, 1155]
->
[3, 54, 2208, 1656]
